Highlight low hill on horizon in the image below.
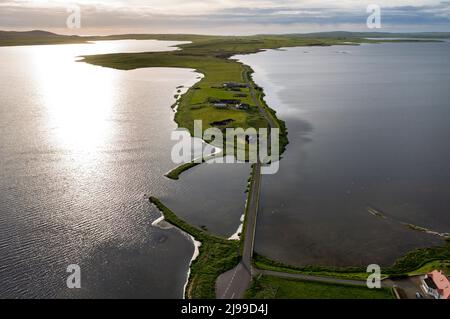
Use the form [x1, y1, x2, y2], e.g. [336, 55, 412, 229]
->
[0, 29, 449, 47]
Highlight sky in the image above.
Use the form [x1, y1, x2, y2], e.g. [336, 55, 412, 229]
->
[0, 0, 449, 35]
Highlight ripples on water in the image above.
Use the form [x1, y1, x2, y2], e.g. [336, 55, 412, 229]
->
[237, 42, 450, 267]
[0, 40, 248, 298]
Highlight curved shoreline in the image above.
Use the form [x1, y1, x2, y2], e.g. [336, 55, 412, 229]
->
[164, 146, 223, 180]
[182, 235, 202, 299]
[151, 216, 202, 298]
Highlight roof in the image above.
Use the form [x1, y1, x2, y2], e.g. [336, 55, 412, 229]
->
[429, 270, 450, 299]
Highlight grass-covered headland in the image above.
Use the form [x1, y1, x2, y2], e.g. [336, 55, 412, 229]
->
[149, 196, 240, 299]
[165, 162, 201, 180]
[77, 33, 445, 163]
[2, 30, 445, 168]
[81, 34, 333, 157]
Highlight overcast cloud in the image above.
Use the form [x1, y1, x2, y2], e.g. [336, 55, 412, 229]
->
[0, 0, 449, 34]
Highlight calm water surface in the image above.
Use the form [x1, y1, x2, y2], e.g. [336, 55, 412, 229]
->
[237, 42, 450, 267]
[0, 40, 247, 298]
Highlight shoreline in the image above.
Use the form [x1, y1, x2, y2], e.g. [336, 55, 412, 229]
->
[151, 216, 202, 299]
[228, 214, 245, 241]
[164, 145, 224, 180]
[149, 196, 240, 299]
[182, 234, 202, 299]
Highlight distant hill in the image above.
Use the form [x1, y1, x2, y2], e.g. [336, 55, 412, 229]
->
[0, 29, 449, 47]
[0, 30, 65, 40]
[0, 30, 83, 46]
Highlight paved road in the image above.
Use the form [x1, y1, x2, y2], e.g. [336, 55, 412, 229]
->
[242, 164, 262, 269]
[216, 70, 271, 299]
[243, 69, 277, 129]
[216, 260, 252, 299]
[216, 164, 261, 299]
[384, 276, 432, 299]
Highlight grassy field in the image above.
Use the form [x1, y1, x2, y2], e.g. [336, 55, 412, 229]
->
[80, 35, 369, 158]
[246, 275, 395, 299]
[149, 196, 240, 299]
[82, 49, 275, 156]
[3, 31, 440, 162]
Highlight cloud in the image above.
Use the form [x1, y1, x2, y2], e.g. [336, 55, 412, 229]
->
[0, 0, 449, 33]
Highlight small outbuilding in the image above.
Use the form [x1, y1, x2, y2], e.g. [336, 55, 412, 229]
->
[235, 103, 250, 110]
[223, 82, 248, 89]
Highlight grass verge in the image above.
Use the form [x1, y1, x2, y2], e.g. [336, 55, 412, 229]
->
[408, 260, 450, 276]
[239, 164, 256, 254]
[245, 275, 395, 299]
[253, 254, 369, 280]
[387, 241, 450, 275]
[254, 241, 450, 280]
[244, 67, 289, 154]
[149, 196, 240, 299]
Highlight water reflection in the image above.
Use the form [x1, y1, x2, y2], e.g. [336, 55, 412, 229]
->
[0, 38, 251, 298]
[237, 42, 450, 267]
[32, 50, 117, 155]
[0, 40, 201, 298]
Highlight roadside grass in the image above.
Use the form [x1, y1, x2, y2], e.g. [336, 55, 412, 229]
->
[242, 67, 289, 154]
[388, 241, 450, 275]
[253, 254, 370, 281]
[239, 164, 256, 254]
[245, 275, 395, 299]
[254, 241, 450, 280]
[408, 260, 450, 276]
[149, 196, 240, 299]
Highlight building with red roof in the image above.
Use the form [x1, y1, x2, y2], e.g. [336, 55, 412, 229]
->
[421, 270, 450, 300]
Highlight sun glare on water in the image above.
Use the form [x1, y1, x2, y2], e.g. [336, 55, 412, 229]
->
[29, 44, 119, 158]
